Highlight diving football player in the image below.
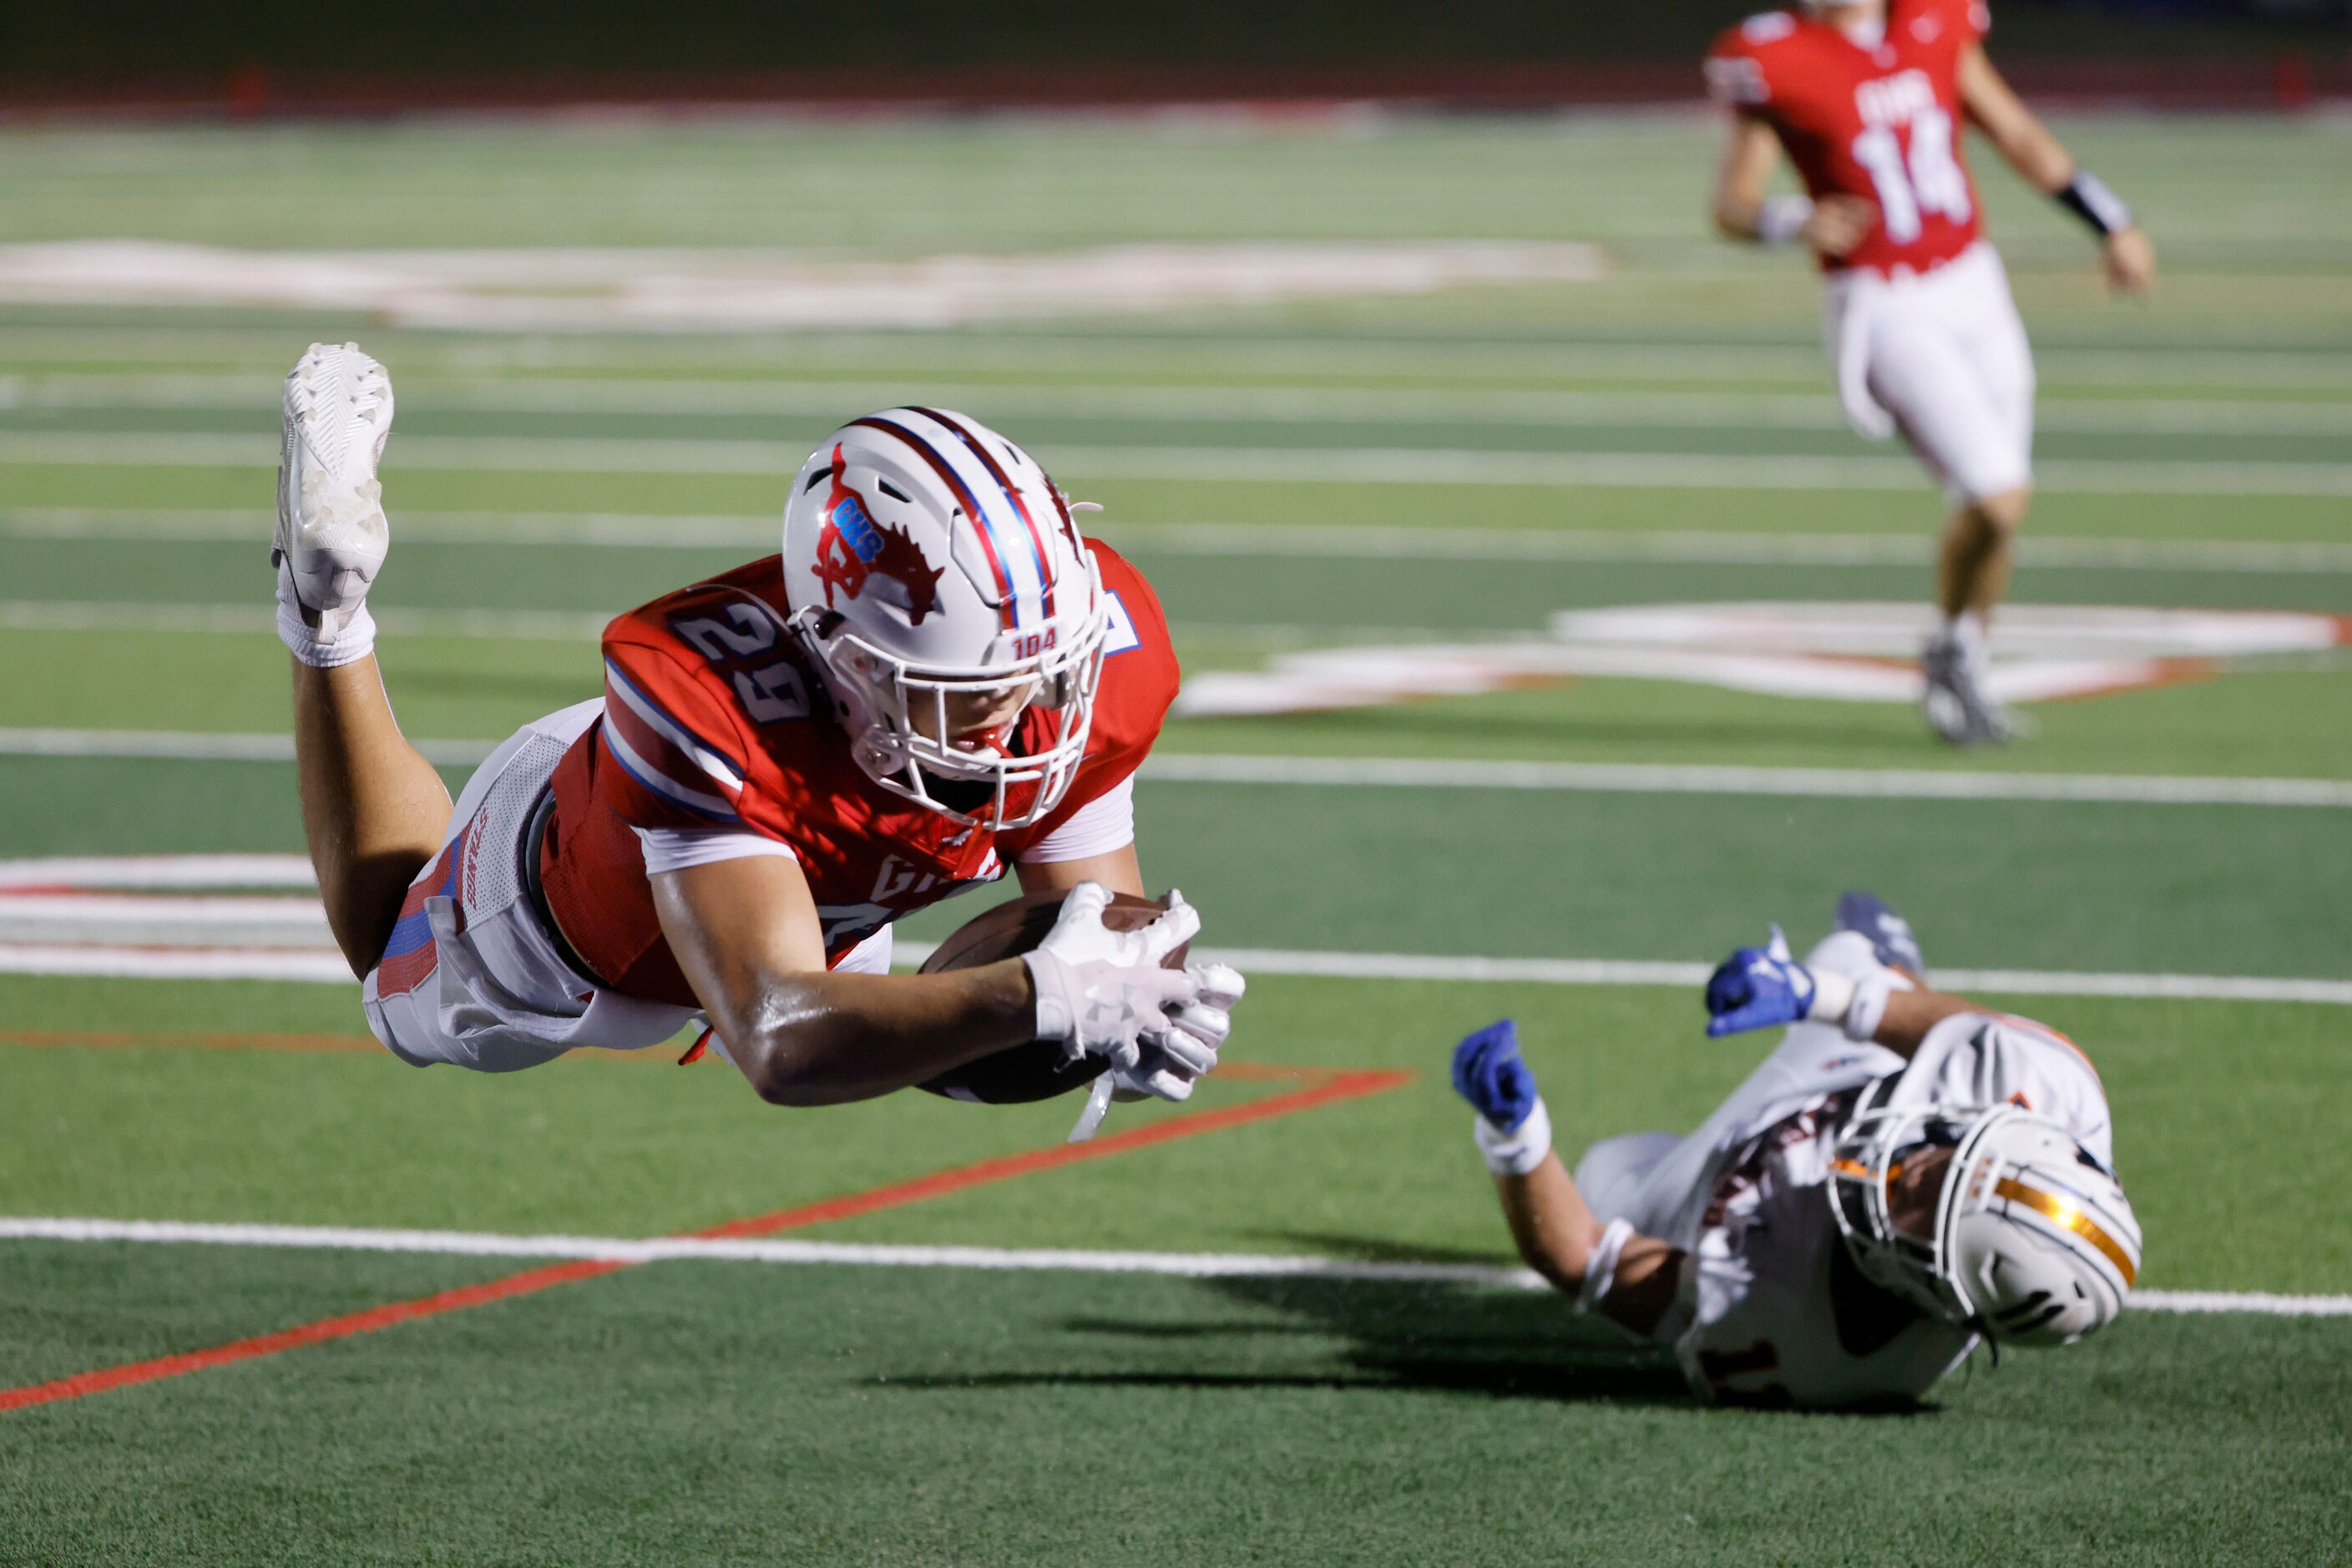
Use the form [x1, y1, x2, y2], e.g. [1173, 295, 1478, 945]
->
[272, 343, 1240, 1108]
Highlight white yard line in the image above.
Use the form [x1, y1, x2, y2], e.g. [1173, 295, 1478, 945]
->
[0, 728, 498, 766]
[0, 853, 316, 888]
[1109, 524, 2352, 575]
[0, 1217, 2339, 1317]
[0, 507, 783, 549]
[8, 729, 2349, 807]
[0, 600, 610, 641]
[1136, 753, 2352, 807]
[1195, 950, 2352, 1006]
[13, 372, 2352, 437]
[1053, 447, 2352, 498]
[4, 323, 2351, 386]
[3, 934, 2345, 1005]
[11, 508, 2351, 575]
[7, 432, 2352, 496]
[0, 944, 356, 982]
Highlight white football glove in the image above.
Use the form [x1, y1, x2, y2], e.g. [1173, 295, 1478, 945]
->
[1024, 883, 1200, 1072]
[1104, 961, 1246, 1102]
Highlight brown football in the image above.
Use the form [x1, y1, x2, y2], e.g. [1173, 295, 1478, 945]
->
[915, 890, 1184, 1104]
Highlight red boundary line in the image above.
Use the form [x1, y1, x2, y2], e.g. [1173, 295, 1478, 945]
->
[0, 1068, 1410, 1415]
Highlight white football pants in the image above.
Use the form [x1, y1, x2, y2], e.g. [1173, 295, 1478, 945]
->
[1823, 242, 2036, 507]
[363, 699, 892, 1074]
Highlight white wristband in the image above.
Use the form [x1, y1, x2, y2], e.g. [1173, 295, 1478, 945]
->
[1757, 195, 1814, 246]
[1805, 967, 1857, 1025]
[1841, 971, 1893, 1043]
[1473, 1097, 1553, 1177]
[1021, 949, 1076, 1050]
[1577, 1216, 1636, 1314]
[1803, 966, 1891, 1042]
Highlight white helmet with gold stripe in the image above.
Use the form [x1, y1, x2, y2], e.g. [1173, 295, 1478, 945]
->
[1828, 1096, 2140, 1346]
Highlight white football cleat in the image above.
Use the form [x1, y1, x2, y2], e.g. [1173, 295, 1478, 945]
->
[275, 342, 394, 645]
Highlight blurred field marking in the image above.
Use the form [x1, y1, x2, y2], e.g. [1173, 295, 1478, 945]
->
[0, 600, 611, 642]
[8, 432, 2352, 495]
[4, 936, 2348, 1006]
[0, 727, 499, 766]
[0, 944, 357, 982]
[0, 852, 316, 887]
[4, 325, 2352, 387]
[1200, 952, 2352, 1007]
[0, 1219, 2341, 1319]
[14, 371, 2352, 437]
[1137, 753, 2352, 807]
[0, 1067, 1414, 1414]
[0, 1028, 382, 1056]
[10, 860, 2349, 1001]
[10, 731, 2349, 807]
[13, 510, 2352, 574]
[0, 240, 1609, 333]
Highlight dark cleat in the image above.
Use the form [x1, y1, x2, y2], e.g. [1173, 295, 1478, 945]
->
[1921, 630, 2019, 747]
[1836, 890, 1927, 980]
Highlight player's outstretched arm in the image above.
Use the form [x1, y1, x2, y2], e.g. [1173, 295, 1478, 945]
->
[656, 853, 1038, 1105]
[1958, 43, 2155, 296]
[655, 856, 1198, 1107]
[1451, 1021, 1682, 1336]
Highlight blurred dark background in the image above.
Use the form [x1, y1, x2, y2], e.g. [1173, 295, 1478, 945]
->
[3, 0, 2345, 109]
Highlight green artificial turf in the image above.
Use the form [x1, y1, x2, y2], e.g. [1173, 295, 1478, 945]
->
[3, 1250, 2347, 1567]
[1, 110, 2347, 1565]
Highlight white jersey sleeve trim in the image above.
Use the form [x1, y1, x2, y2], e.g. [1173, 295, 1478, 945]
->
[633, 825, 798, 878]
[1016, 775, 1136, 864]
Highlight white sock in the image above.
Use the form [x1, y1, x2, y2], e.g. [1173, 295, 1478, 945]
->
[1943, 610, 1987, 650]
[276, 597, 377, 668]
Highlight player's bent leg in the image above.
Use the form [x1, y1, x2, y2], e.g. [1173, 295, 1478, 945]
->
[274, 343, 453, 974]
[1895, 256, 2035, 746]
[1935, 485, 2031, 623]
[294, 658, 456, 976]
[1925, 484, 2031, 745]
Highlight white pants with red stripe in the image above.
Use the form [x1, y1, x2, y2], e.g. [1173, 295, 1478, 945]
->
[1823, 241, 2036, 507]
[362, 698, 891, 1074]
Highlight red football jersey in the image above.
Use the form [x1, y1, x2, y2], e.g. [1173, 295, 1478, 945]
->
[538, 540, 1179, 1006]
[1707, 0, 1990, 277]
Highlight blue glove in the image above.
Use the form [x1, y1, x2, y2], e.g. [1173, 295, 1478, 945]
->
[1450, 1019, 1540, 1132]
[1703, 924, 1818, 1038]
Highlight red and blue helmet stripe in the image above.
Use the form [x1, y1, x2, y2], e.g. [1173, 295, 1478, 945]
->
[849, 408, 1059, 633]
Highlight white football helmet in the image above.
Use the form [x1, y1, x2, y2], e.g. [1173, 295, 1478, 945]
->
[1828, 1094, 2140, 1348]
[780, 407, 1108, 830]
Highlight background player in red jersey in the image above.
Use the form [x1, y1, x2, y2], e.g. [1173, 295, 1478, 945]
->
[1705, 0, 2157, 744]
[270, 342, 1241, 1113]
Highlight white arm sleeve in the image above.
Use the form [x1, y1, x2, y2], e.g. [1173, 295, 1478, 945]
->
[1017, 775, 1136, 864]
[634, 826, 797, 878]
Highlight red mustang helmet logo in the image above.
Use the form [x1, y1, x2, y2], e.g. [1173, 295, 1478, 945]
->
[812, 446, 945, 625]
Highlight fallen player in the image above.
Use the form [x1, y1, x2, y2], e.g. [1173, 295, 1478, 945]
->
[273, 342, 1240, 1112]
[1451, 893, 2138, 1405]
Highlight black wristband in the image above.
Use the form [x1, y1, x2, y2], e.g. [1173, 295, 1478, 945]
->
[2056, 170, 2132, 237]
